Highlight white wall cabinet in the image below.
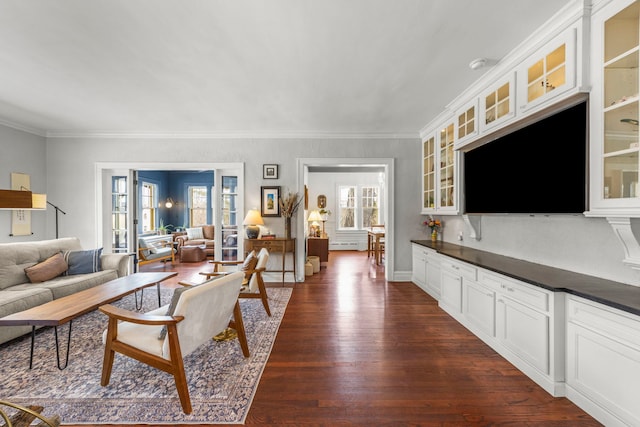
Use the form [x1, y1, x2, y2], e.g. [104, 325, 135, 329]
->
[411, 243, 441, 299]
[589, 0, 640, 216]
[421, 120, 460, 215]
[517, 27, 577, 115]
[566, 295, 640, 427]
[480, 73, 516, 134]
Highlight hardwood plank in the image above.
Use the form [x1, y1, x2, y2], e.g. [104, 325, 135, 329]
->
[64, 251, 600, 426]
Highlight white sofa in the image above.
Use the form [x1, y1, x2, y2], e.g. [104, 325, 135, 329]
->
[0, 237, 129, 345]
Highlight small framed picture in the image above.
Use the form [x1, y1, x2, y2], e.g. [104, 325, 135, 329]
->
[263, 164, 279, 179]
[261, 186, 281, 217]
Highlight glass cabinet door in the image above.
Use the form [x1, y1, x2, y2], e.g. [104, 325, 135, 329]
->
[527, 44, 567, 103]
[603, 2, 640, 200]
[423, 135, 436, 210]
[439, 122, 455, 208]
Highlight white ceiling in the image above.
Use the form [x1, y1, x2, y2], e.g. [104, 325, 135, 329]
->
[0, 0, 572, 137]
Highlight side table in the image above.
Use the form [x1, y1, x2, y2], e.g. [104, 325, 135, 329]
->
[245, 238, 296, 283]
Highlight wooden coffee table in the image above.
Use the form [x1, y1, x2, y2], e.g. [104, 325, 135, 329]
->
[0, 271, 177, 369]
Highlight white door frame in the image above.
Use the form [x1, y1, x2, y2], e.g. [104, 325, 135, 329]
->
[95, 162, 244, 259]
[296, 157, 394, 281]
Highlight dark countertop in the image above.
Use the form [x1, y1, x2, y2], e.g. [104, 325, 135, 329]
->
[411, 239, 640, 317]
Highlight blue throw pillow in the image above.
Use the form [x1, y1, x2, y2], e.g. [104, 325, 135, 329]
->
[63, 248, 103, 275]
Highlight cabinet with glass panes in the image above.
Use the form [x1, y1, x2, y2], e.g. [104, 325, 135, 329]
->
[517, 26, 577, 114]
[480, 73, 516, 133]
[589, 0, 640, 215]
[421, 120, 459, 214]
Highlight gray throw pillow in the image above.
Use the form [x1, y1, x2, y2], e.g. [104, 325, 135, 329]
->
[63, 248, 102, 275]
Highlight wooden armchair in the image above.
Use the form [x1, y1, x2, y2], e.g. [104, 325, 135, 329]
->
[99, 271, 247, 414]
[195, 248, 271, 316]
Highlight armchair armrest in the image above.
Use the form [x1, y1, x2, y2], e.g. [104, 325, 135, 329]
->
[208, 260, 243, 266]
[99, 304, 184, 326]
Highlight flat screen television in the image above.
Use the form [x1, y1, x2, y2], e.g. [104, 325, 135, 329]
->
[463, 101, 587, 214]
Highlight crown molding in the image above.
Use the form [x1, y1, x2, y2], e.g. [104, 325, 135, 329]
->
[44, 130, 420, 140]
[0, 118, 46, 137]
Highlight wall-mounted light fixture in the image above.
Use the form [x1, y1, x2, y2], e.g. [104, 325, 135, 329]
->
[165, 197, 174, 208]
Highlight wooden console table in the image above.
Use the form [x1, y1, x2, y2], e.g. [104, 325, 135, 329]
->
[245, 238, 296, 283]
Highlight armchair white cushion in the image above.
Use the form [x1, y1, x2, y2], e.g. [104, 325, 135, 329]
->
[99, 271, 247, 414]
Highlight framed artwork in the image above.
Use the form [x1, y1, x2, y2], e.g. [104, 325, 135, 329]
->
[261, 186, 281, 217]
[263, 164, 279, 179]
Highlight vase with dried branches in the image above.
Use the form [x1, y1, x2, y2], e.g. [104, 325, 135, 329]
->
[279, 191, 302, 239]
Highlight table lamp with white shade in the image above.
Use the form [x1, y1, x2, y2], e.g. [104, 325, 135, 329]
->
[307, 210, 323, 237]
[243, 209, 264, 239]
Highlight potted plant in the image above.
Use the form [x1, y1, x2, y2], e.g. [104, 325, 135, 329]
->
[158, 219, 174, 235]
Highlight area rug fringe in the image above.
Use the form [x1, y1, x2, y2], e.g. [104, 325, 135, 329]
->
[0, 287, 292, 424]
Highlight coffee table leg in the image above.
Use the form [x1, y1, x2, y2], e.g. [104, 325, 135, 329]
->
[29, 326, 36, 369]
[134, 289, 144, 310]
[53, 321, 73, 370]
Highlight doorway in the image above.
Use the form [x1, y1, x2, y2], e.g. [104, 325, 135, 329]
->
[297, 157, 394, 281]
[96, 162, 244, 266]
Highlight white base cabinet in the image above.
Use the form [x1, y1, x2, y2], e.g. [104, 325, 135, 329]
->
[566, 295, 640, 427]
[411, 243, 441, 299]
[436, 255, 564, 397]
[439, 257, 476, 321]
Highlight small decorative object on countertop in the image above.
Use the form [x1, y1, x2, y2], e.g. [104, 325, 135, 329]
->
[424, 217, 442, 242]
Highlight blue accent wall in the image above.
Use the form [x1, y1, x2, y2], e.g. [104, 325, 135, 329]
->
[137, 170, 214, 233]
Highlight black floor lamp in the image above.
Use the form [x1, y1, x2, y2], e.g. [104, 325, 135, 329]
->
[47, 201, 66, 239]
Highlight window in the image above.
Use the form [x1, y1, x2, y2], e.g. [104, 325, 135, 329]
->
[140, 182, 156, 232]
[361, 186, 379, 227]
[338, 186, 356, 229]
[189, 186, 208, 226]
[338, 184, 381, 230]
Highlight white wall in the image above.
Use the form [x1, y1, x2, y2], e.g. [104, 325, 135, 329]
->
[0, 126, 47, 241]
[433, 214, 640, 286]
[43, 136, 419, 278]
[3, 123, 640, 285]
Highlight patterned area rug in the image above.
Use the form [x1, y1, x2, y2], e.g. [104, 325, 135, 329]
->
[0, 286, 292, 424]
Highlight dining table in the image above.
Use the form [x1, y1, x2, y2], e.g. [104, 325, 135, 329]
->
[366, 227, 385, 265]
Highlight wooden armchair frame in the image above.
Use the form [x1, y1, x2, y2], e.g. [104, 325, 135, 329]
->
[99, 272, 248, 414]
[195, 250, 271, 316]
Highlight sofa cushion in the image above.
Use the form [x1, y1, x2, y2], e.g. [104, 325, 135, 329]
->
[11, 270, 118, 299]
[0, 237, 83, 290]
[63, 248, 103, 275]
[186, 227, 204, 240]
[0, 287, 54, 344]
[24, 253, 68, 283]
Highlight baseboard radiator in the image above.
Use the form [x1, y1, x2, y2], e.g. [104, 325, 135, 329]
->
[328, 230, 368, 251]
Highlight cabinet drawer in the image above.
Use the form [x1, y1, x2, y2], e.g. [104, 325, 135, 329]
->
[440, 258, 477, 281]
[501, 277, 549, 313]
[478, 269, 503, 291]
[568, 296, 640, 348]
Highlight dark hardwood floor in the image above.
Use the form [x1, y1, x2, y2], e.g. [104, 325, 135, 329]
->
[89, 251, 600, 426]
